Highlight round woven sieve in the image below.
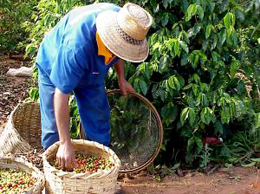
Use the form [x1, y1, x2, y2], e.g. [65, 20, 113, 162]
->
[107, 89, 163, 173]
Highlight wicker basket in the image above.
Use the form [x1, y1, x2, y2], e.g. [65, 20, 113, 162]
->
[43, 139, 121, 194]
[0, 101, 41, 156]
[0, 156, 45, 194]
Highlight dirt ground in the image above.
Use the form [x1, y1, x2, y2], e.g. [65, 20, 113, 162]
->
[118, 167, 260, 194]
[0, 55, 30, 128]
[1, 55, 260, 194]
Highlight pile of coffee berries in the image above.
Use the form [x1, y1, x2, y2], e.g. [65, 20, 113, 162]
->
[50, 153, 114, 173]
[0, 168, 37, 193]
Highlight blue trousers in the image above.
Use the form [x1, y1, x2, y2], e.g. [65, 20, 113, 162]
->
[38, 66, 110, 149]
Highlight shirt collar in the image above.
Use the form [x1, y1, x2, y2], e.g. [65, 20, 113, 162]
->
[96, 32, 115, 65]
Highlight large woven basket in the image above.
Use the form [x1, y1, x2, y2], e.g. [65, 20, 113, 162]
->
[0, 101, 41, 156]
[0, 156, 45, 193]
[43, 139, 121, 194]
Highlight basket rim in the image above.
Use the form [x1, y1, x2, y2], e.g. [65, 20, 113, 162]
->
[9, 100, 39, 125]
[0, 155, 45, 193]
[106, 89, 164, 173]
[42, 139, 121, 179]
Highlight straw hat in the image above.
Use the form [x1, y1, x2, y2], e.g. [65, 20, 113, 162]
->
[96, 3, 153, 63]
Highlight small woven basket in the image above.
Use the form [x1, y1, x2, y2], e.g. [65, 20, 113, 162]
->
[43, 139, 121, 194]
[0, 101, 41, 156]
[0, 156, 45, 194]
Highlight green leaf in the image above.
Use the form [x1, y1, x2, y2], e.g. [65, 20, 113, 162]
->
[29, 88, 39, 101]
[205, 24, 212, 39]
[179, 41, 189, 53]
[193, 84, 199, 96]
[182, 31, 190, 44]
[214, 120, 223, 134]
[195, 137, 203, 153]
[133, 79, 140, 93]
[167, 76, 181, 91]
[162, 13, 169, 27]
[230, 60, 240, 79]
[180, 0, 189, 13]
[230, 100, 236, 118]
[201, 93, 208, 107]
[159, 55, 170, 72]
[139, 79, 148, 95]
[231, 30, 238, 46]
[224, 12, 233, 29]
[188, 108, 195, 126]
[242, 162, 256, 167]
[254, 113, 260, 129]
[251, 158, 260, 162]
[187, 137, 195, 152]
[168, 76, 175, 89]
[188, 52, 200, 69]
[219, 29, 227, 45]
[174, 76, 181, 91]
[174, 40, 180, 56]
[163, 0, 168, 9]
[152, 42, 161, 51]
[224, 13, 235, 36]
[161, 144, 166, 151]
[212, 51, 220, 62]
[196, 5, 204, 20]
[180, 107, 189, 126]
[161, 103, 178, 126]
[181, 54, 189, 66]
[221, 106, 231, 124]
[193, 74, 200, 83]
[170, 163, 181, 171]
[150, 0, 157, 10]
[183, 83, 193, 90]
[185, 4, 197, 22]
[177, 75, 185, 88]
[194, 55, 200, 68]
[200, 107, 214, 125]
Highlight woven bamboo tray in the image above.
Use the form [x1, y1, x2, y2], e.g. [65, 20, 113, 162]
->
[0, 156, 45, 194]
[0, 101, 41, 156]
[106, 89, 163, 173]
[43, 139, 121, 194]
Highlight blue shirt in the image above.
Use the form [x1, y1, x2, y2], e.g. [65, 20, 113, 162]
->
[36, 3, 120, 94]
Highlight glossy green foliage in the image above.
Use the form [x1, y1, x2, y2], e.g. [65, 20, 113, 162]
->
[104, 0, 260, 166]
[0, 0, 37, 54]
[23, 0, 88, 58]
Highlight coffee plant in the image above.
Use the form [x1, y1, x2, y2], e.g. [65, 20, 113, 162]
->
[0, 0, 37, 55]
[23, 0, 260, 168]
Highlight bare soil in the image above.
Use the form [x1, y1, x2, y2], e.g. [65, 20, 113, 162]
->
[0, 55, 30, 129]
[118, 167, 260, 194]
[1, 55, 260, 194]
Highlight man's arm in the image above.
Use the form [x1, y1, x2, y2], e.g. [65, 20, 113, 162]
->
[54, 88, 75, 169]
[114, 59, 135, 96]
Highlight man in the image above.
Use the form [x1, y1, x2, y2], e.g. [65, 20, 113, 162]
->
[36, 2, 153, 169]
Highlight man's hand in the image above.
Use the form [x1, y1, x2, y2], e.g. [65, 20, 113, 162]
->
[56, 140, 76, 170]
[114, 59, 135, 96]
[118, 78, 135, 96]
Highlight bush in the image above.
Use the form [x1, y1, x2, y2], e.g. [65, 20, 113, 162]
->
[0, 0, 37, 55]
[104, 0, 260, 168]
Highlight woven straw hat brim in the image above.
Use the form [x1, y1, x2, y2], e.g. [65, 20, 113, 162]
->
[96, 11, 149, 63]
